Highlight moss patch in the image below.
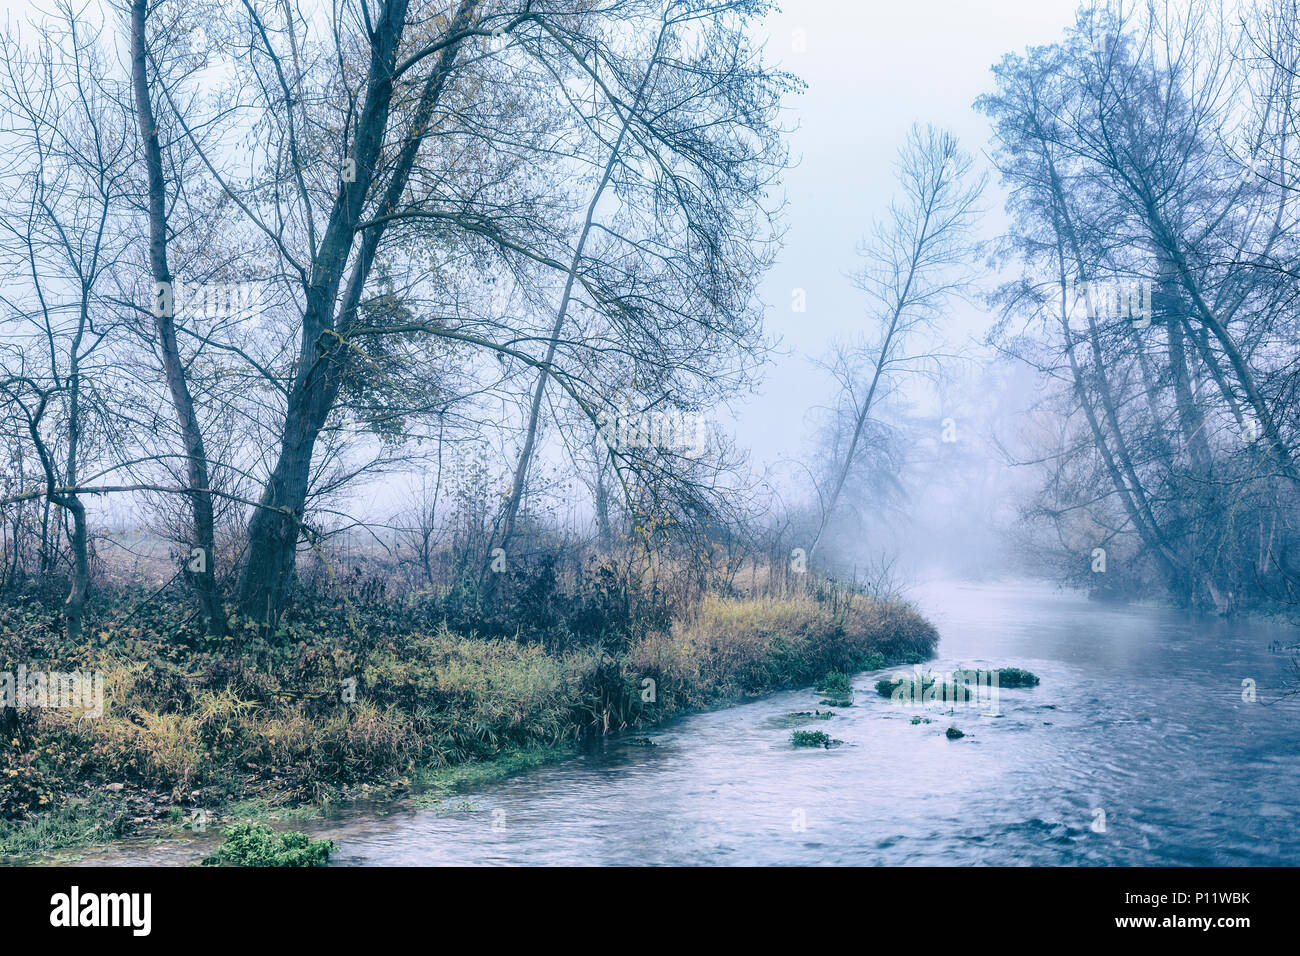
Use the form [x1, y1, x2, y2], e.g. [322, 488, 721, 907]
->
[876, 665, 1040, 702]
[778, 710, 835, 726]
[410, 744, 576, 809]
[876, 672, 954, 700]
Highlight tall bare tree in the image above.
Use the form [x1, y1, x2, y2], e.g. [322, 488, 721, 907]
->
[809, 125, 983, 561]
[129, 0, 225, 634]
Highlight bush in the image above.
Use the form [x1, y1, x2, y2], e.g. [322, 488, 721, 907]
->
[201, 823, 333, 867]
[1, 743, 59, 821]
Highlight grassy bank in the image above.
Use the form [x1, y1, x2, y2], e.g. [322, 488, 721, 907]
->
[1, 587, 936, 860]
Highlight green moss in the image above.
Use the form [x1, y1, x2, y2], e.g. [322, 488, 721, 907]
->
[219, 797, 324, 824]
[876, 667, 1039, 700]
[200, 823, 333, 867]
[876, 673, 955, 700]
[910, 716, 931, 725]
[769, 712, 832, 728]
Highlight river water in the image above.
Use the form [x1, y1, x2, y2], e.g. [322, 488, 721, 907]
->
[70, 578, 1300, 865]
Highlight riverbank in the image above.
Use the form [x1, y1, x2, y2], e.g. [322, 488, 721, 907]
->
[1, 587, 938, 861]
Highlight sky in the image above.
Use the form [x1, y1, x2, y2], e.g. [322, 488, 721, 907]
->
[736, 0, 1082, 473]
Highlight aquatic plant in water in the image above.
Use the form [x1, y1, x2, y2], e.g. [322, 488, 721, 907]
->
[790, 730, 842, 748]
[201, 823, 333, 867]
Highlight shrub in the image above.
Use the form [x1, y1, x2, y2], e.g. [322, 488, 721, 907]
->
[0, 744, 59, 821]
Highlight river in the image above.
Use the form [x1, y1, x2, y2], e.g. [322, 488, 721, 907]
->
[68, 578, 1300, 865]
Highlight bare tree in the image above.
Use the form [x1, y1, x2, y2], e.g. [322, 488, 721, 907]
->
[808, 125, 983, 561]
[128, 0, 225, 634]
[0, 4, 134, 636]
[494, 8, 675, 563]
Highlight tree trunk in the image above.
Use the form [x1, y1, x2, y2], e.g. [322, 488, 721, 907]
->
[63, 499, 89, 640]
[593, 438, 613, 549]
[237, 0, 477, 620]
[1137, 194, 1298, 484]
[130, 0, 224, 635]
[238, 389, 334, 622]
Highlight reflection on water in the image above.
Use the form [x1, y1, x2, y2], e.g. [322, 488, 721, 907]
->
[68, 579, 1300, 866]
